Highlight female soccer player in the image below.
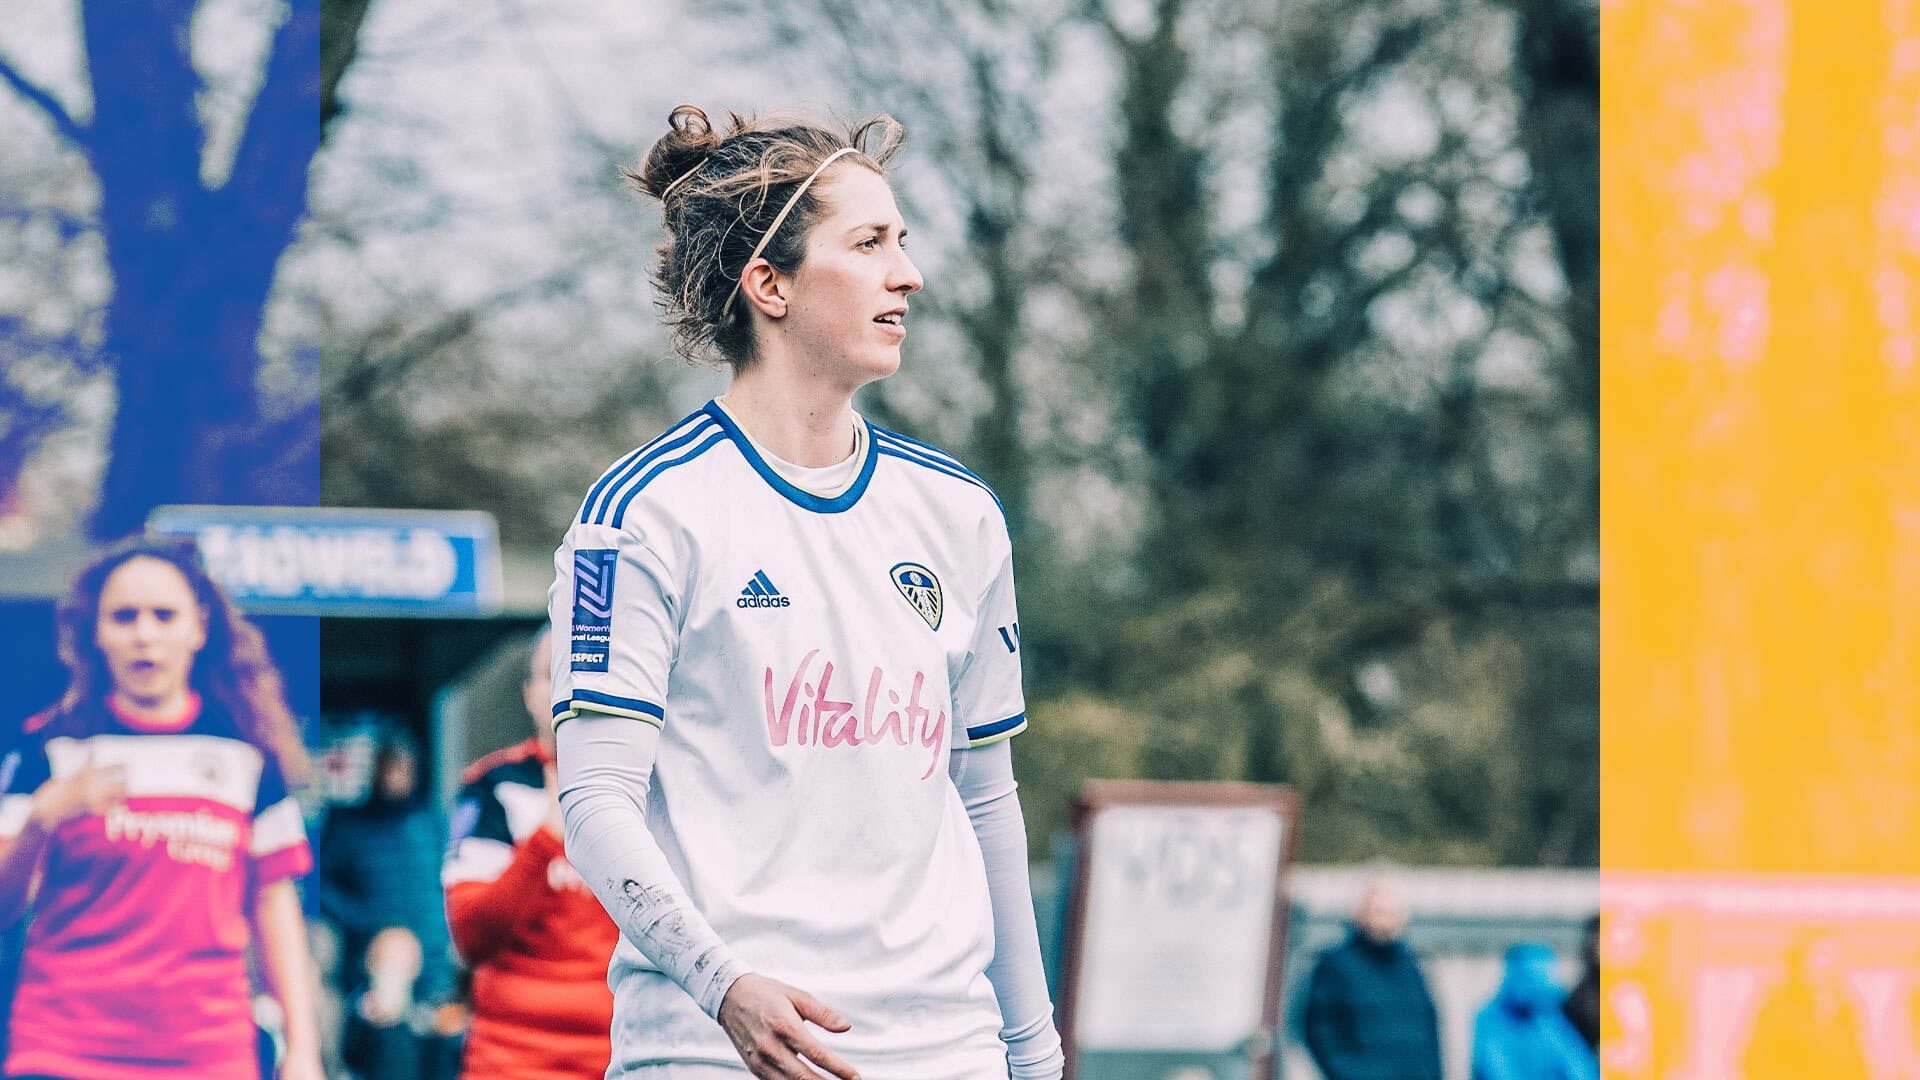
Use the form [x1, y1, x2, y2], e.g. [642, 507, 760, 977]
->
[0, 537, 323, 1080]
[550, 106, 1065, 1080]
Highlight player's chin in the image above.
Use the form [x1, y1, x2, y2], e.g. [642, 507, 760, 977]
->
[859, 346, 904, 380]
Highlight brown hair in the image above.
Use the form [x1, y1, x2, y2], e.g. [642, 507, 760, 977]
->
[626, 105, 907, 369]
[54, 535, 312, 786]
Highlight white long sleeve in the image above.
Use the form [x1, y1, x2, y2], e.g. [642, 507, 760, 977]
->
[553, 710, 749, 1018]
[949, 740, 1065, 1080]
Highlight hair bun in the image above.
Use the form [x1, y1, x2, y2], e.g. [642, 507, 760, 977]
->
[632, 104, 724, 199]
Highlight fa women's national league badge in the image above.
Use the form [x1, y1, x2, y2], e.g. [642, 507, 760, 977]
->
[571, 548, 617, 671]
[890, 562, 943, 631]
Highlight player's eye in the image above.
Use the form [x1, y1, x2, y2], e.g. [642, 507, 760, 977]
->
[109, 607, 138, 624]
[152, 607, 177, 623]
[858, 235, 881, 250]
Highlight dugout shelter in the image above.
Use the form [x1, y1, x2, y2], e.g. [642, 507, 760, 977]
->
[136, 506, 549, 809]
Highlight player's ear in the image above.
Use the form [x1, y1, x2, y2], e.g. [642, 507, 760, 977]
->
[739, 259, 789, 320]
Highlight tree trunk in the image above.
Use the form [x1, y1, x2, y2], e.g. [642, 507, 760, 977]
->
[84, 1, 321, 539]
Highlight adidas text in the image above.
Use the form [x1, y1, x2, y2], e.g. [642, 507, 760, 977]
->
[737, 595, 792, 609]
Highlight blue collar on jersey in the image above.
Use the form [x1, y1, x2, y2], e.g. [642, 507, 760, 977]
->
[702, 400, 879, 514]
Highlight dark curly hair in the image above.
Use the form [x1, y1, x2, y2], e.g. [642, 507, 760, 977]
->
[626, 105, 906, 369]
[53, 534, 311, 786]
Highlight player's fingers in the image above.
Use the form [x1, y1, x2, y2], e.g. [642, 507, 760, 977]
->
[89, 765, 125, 791]
[64, 755, 97, 787]
[84, 790, 125, 814]
[91, 767, 129, 804]
[787, 1032, 860, 1080]
[746, 1038, 830, 1080]
[789, 988, 852, 1033]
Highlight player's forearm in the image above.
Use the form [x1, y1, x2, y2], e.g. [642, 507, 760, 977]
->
[446, 828, 564, 963]
[555, 709, 749, 1018]
[254, 879, 322, 1064]
[981, 808, 1064, 1080]
[951, 742, 1064, 1080]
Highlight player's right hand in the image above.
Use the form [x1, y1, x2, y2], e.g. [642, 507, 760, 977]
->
[29, 757, 127, 831]
[716, 972, 861, 1080]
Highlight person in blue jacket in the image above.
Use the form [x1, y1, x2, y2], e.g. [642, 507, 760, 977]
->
[1471, 942, 1598, 1080]
[315, 731, 452, 1006]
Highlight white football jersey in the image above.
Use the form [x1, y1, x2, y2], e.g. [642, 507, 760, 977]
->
[548, 400, 1029, 1078]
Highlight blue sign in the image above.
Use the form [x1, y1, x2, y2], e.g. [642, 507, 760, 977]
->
[147, 506, 504, 617]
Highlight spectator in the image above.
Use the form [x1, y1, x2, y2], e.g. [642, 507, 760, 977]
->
[1301, 878, 1443, 1080]
[442, 629, 617, 1079]
[1472, 942, 1597, 1080]
[1563, 915, 1600, 1053]
[316, 732, 454, 1005]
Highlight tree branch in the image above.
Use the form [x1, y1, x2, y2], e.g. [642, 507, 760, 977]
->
[0, 50, 88, 149]
[321, 0, 375, 135]
[225, 2, 320, 211]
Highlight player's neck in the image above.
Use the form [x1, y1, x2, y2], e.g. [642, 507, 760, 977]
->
[721, 368, 861, 468]
[108, 687, 199, 729]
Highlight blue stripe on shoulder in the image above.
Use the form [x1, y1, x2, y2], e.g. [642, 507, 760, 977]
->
[873, 437, 1003, 511]
[581, 415, 702, 523]
[581, 413, 715, 524]
[589, 418, 720, 525]
[583, 413, 721, 522]
[875, 444, 988, 493]
[608, 430, 728, 528]
[870, 426, 990, 484]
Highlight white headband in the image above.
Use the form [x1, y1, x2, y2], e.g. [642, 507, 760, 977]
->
[725, 146, 860, 316]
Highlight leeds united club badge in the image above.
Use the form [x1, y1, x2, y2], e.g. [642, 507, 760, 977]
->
[889, 562, 943, 631]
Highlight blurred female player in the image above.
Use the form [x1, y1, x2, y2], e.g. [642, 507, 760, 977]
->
[0, 537, 323, 1080]
[550, 106, 1064, 1080]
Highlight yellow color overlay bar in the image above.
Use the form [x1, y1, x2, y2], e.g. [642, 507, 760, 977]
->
[1603, 0, 1920, 1076]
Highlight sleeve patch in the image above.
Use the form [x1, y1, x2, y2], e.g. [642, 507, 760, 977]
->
[571, 547, 618, 672]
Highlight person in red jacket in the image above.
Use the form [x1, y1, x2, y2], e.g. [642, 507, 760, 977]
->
[442, 629, 618, 1079]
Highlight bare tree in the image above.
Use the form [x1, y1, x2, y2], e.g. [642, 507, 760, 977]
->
[0, 0, 369, 538]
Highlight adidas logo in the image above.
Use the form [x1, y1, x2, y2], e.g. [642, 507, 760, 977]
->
[736, 570, 792, 609]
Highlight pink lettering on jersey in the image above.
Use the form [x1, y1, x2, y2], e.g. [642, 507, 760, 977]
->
[863, 668, 906, 746]
[100, 806, 242, 871]
[815, 663, 861, 748]
[764, 649, 816, 745]
[765, 652, 948, 779]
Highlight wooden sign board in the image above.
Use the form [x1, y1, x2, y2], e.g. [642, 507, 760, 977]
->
[1057, 781, 1301, 1080]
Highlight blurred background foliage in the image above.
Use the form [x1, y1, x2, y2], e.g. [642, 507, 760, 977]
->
[312, 0, 1597, 865]
[1, 0, 1595, 864]
[0, 0, 322, 541]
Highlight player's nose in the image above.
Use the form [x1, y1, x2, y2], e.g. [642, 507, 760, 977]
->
[890, 249, 922, 296]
